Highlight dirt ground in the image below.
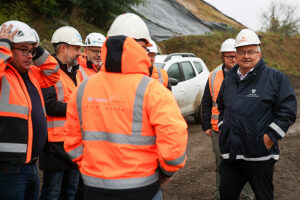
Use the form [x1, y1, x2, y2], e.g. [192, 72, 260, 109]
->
[162, 75, 300, 200]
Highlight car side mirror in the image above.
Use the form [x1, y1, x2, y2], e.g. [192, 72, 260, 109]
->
[169, 78, 179, 86]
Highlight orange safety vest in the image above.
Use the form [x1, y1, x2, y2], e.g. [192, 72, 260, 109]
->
[0, 43, 59, 164]
[77, 55, 100, 84]
[208, 65, 224, 131]
[47, 69, 76, 142]
[64, 36, 187, 190]
[151, 66, 168, 88]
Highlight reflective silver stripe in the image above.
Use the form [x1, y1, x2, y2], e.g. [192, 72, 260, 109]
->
[33, 49, 49, 66]
[0, 143, 27, 153]
[43, 106, 46, 115]
[211, 114, 219, 120]
[210, 66, 222, 101]
[55, 80, 64, 102]
[68, 144, 83, 160]
[79, 66, 89, 81]
[0, 76, 29, 115]
[213, 102, 218, 107]
[81, 170, 159, 189]
[43, 64, 60, 76]
[157, 68, 164, 84]
[77, 79, 89, 134]
[165, 152, 186, 166]
[218, 121, 223, 127]
[221, 153, 229, 159]
[132, 76, 151, 135]
[159, 165, 176, 177]
[0, 41, 11, 49]
[236, 154, 279, 161]
[83, 131, 155, 145]
[269, 122, 285, 138]
[0, 52, 10, 61]
[47, 120, 66, 128]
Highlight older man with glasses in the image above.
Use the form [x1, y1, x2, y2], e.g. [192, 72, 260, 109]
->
[217, 29, 297, 200]
[77, 33, 106, 83]
[202, 38, 254, 200]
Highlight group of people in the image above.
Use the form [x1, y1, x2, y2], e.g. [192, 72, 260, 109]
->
[0, 13, 186, 200]
[0, 10, 297, 200]
[202, 30, 297, 199]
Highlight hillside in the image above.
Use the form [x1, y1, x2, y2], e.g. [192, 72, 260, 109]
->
[158, 32, 300, 75]
[176, 0, 245, 29]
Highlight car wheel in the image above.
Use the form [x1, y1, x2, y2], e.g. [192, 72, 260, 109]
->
[194, 103, 202, 124]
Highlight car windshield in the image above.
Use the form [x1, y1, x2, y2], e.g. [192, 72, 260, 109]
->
[154, 63, 165, 69]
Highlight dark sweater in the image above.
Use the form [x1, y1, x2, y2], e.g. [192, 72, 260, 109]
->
[20, 72, 47, 158]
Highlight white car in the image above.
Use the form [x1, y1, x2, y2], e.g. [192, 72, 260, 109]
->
[155, 53, 209, 123]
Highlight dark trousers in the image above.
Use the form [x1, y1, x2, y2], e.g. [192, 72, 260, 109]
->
[219, 159, 275, 200]
[39, 169, 80, 200]
[0, 163, 39, 200]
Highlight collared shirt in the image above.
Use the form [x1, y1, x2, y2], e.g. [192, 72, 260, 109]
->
[237, 67, 254, 80]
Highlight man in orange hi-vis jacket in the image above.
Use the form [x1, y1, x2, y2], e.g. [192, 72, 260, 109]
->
[77, 32, 106, 83]
[0, 20, 59, 200]
[64, 13, 188, 200]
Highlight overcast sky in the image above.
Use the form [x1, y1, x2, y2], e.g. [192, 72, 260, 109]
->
[203, 0, 300, 31]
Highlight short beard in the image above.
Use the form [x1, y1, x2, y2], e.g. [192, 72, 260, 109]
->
[67, 57, 78, 67]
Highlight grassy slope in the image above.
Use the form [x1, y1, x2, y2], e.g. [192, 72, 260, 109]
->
[158, 32, 300, 75]
[176, 0, 245, 29]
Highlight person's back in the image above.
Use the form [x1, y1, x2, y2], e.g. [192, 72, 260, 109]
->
[64, 35, 188, 200]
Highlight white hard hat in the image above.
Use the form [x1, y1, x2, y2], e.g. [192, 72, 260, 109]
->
[32, 28, 40, 44]
[0, 20, 36, 43]
[235, 29, 260, 48]
[147, 39, 158, 53]
[220, 38, 236, 52]
[107, 13, 152, 47]
[51, 26, 83, 46]
[85, 32, 106, 47]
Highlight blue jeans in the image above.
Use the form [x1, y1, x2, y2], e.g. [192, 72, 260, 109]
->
[152, 188, 162, 200]
[40, 169, 80, 200]
[0, 163, 39, 200]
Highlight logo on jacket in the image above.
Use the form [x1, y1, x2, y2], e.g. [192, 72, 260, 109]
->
[247, 88, 259, 98]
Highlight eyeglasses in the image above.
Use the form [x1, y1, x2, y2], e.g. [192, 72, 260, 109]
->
[88, 49, 101, 55]
[143, 46, 150, 53]
[224, 55, 236, 59]
[12, 47, 36, 57]
[237, 50, 259, 56]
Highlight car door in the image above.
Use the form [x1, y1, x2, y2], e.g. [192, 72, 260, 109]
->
[192, 60, 208, 109]
[178, 61, 198, 115]
[166, 63, 185, 110]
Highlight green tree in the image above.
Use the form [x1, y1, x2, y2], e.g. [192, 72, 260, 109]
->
[261, 0, 300, 36]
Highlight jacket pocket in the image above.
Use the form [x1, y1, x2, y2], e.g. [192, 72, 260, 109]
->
[243, 132, 270, 158]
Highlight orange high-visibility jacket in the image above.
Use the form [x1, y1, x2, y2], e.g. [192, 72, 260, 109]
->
[151, 66, 169, 88]
[76, 55, 100, 83]
[208, 65, 224, 131]
[46, 68, 76, 142]
[64, 36, 188, 190]
[0, 41, 59, 164]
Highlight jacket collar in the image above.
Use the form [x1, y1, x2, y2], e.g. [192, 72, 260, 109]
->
[229, 58, 265, 82]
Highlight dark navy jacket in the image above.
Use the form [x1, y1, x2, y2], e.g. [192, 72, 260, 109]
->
[217, 58, 297, 161]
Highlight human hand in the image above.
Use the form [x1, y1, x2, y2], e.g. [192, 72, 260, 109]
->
[204, 129, 212, 136]
[159, 173, 172, 187]
[263, 134, 274, 150]
[0, 24, 18, 42]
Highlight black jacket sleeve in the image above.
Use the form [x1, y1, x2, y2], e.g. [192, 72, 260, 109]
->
[201, 80, 213, 131]
[216, 82, 225, 130]
[42, 86, 67, 117]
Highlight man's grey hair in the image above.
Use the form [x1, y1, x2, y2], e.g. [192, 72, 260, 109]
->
[53, 43, 69, 55]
